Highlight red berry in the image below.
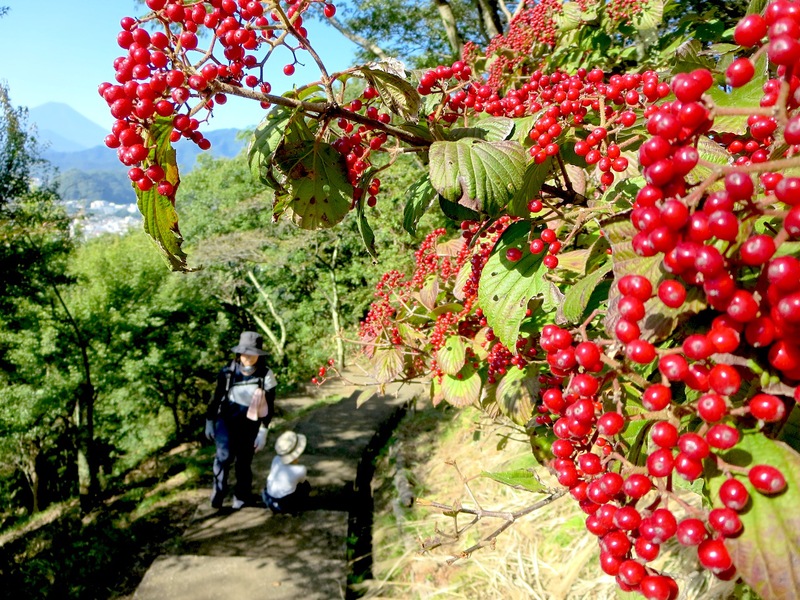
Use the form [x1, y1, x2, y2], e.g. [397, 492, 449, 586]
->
[749, 393, 787, 422]
[698, 538, 733, 573]
[726, 57, 755, 88]
[719, 477, 750, 511]
[748, 465, 787, 494]
[505, 247, 523, 262]
[734, 14, 767, 47]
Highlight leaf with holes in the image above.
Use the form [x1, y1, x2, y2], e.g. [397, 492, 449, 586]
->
[437, 335, 466, 376]
[429, 139, 527, 217]
[478, 221, 552, 348]
[361, 67, 421, 121]
[135, 117, 188, 271]
[706, 433, 800, 600]
[441, 363, 481, 408]
[602, 218, 706, 342]
[495, 364, 538, 426]
[274, 140, 353, 229]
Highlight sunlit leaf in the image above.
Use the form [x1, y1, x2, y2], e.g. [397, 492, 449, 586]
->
[478, 221, 552, 348]
[708, 53, 767, 135]
[372, 347, 404, 384]
[555, 2, 582, 31]
[274, 140, 353, 229]
[706, 433, 800, 599]
[437, 335, 466, 376]
[481, 468, 545, 492]
[441, 363, 481, 407]
[135, 117, 188, 271]
[448, 116, 515, 142]
[418, 275, 439, 311]
[429, 139, 527, 216]
[632, 0, 663, 32]
[356, 195, 378, 259]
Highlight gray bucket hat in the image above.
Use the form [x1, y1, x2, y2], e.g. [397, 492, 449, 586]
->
[275, 431, 307, 464]
[231, 331, 268, 356]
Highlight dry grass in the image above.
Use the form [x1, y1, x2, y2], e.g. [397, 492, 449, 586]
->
[365, 400, 740, 600]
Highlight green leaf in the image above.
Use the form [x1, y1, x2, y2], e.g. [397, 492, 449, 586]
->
[403, 175, 438, 235]
[561, 261, 613, 324]
[555, 2, 582, 31]
[632, 0, 663, 31]
[747, 0, 768, 15]
[441, 363, 481, 408]
[361, 67, 422, 121]
[248, 105, 295, 186]
[437, 335, 466, 376]
[602, 218, 706, 342]
[429, 139, 527, 217]
[135, 117, 188, 271]
[447, 116, 515, 142]
[356, 196, 378, 259]
[708, 53, 767, 135]
[508, 156, 554, 217]
[706, 433, 800, 599]
[674, 39, 716, 73]
[478, 221, 552, 348]
[481, 468, 545, 492]
[274, 140, 353, 229]
[372, 347, 404, 384]
[439, 196, 481, 222]
[495, 364, 538, 425]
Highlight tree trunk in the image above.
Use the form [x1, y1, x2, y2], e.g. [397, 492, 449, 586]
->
[435, 0, 463, 57]
[474, 0, 503, 39]
[21, 448, 41, 513]
[74, 382, 98, 513]
[329, 265, 345, 368]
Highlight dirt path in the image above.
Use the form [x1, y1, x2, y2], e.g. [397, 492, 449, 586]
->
[133, 377, 424, 600]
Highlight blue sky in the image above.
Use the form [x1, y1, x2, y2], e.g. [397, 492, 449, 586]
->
[0, 0, 357, 132]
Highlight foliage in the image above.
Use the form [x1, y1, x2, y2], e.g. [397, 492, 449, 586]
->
[104, 0, 800, 597]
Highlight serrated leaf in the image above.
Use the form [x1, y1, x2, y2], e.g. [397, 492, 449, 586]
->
[706, 433, 800, 599]
[602, 218, 706, 342]
[437, 335, 466, 376]
[429, 139, 527, 216]
[274, 140, 353, 229]
[481, 468, 545, 492]
[674, 39, 716, 73]
[495, 364, 538, 425]
[403, 175, 438, 235]
[361, 67, 421, 121]
[693, 136, 732, 182]
[478, 221, 551, 348]
[372, 347, 404, 384]
[561, 261, 613, 323]
[447, 116, 515, 142]
[135, 117, 188, 271]
[441, 363, 481, 407]
[508, 156, 554, 217]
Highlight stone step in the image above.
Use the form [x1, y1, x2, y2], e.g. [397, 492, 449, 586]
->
[133, 553, 345, 600]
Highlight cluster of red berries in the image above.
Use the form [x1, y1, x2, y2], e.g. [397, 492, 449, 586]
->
[504, 225, 562, 270]
[102, 0, 337, 196]
[310, 358, 336, 386]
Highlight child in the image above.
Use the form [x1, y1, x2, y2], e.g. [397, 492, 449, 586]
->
[262, 430, 310, 513]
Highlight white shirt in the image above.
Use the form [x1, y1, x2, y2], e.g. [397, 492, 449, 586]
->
[266, 455, 307, 498]
[228, 368, 278, 407]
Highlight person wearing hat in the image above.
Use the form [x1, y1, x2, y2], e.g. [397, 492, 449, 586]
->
[261, 430, 310, 514]
[205, 331, 277, 509]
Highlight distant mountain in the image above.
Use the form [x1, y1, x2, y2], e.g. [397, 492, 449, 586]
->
[29, 103, 109, 152]
[43, 128, 246, 174]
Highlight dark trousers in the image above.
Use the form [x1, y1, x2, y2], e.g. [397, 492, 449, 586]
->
[212, 411, 260, 501]
[263, 480, 311, 513]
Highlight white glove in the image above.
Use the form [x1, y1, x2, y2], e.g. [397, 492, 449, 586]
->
[205, 419, 216, 441]
[254, 426, 268, 452]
